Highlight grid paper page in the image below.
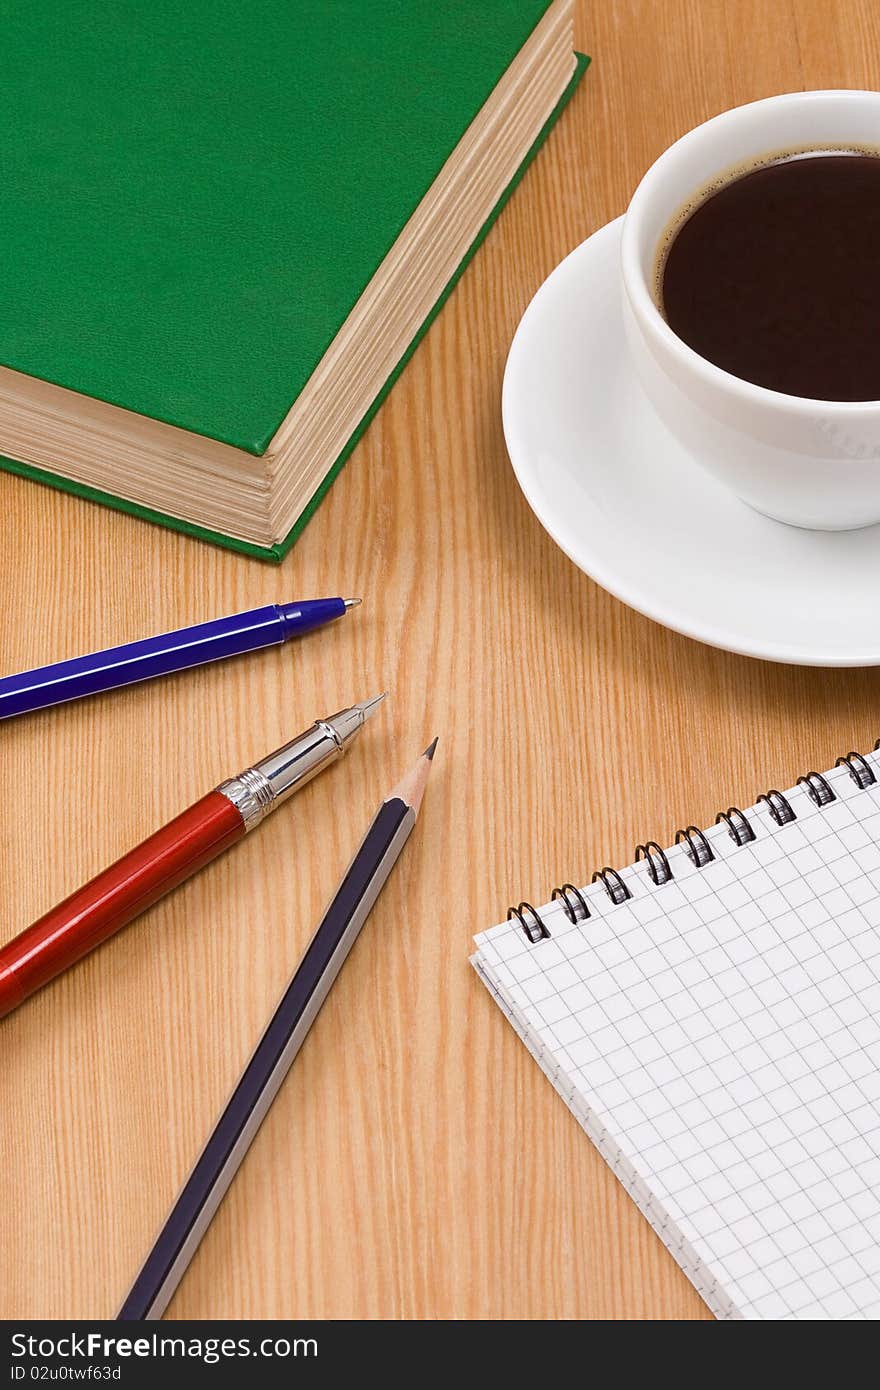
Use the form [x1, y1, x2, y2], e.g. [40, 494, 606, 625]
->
[473, 750, 880, 1320]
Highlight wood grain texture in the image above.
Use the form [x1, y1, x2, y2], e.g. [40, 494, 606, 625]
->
[3, 0, 880, 1322]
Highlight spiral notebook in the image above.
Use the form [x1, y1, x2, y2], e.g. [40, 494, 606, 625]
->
[473, 742, 880, 1319]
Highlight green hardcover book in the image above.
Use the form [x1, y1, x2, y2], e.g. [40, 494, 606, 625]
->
[0, 1, 586, 560]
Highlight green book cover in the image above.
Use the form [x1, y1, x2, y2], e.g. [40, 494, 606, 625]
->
[0, 3, 587, 558]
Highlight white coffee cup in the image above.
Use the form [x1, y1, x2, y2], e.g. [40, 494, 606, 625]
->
[621, 89, 880, 530]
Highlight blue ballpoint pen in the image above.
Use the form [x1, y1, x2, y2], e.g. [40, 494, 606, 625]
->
[0, 598, 361, 721]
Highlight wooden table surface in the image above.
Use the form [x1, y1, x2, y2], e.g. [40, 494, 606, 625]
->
[3, 0, 880, 1322]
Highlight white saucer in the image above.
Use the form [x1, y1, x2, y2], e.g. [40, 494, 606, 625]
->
[503, 217, 880, 666]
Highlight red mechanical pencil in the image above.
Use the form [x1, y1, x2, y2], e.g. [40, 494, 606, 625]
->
[0, 694, 385, 1019]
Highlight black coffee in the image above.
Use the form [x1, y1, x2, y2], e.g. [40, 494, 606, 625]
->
[660, 152, 880, 401]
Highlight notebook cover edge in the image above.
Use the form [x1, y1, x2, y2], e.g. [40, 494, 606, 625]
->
[470, 949, 742, 1320]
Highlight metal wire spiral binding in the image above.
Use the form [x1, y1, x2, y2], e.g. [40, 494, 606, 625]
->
[552, 883, 590, 923]
[716, 807, 755, 845]
[514, 740, 880, 944]
[635, 841, 673, 885]
[508, 902, 548, 944]
[797, 771, 836, 806]
[757, 789, 796, 825]
[836, 752, 876, 789]
[592, 867, 631, 904]
[675, 825, 714, 867]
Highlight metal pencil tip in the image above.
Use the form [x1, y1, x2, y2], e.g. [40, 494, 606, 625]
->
[423, 737, 439, 761]
[343, 598, 362, 609]
[358, 692, 388, 722]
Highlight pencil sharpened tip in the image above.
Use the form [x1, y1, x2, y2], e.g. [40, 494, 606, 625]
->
[386, 740, 437, 813]
[423, 737, 439, 761]
[343, 597, 362, 609]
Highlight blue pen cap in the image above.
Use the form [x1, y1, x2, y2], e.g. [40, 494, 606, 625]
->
[277, 598, 347, 638]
